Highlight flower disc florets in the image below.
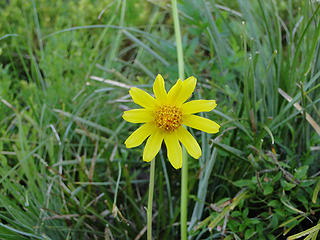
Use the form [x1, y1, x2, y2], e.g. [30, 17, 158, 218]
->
[155, 105, 182, 132]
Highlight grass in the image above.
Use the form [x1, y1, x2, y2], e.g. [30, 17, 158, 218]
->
[1, 0, 320, 239]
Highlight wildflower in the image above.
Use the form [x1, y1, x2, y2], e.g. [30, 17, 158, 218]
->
[123, 74, 220, 169]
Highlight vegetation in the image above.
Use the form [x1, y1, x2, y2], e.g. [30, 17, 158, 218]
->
[0, 0, 320, 239]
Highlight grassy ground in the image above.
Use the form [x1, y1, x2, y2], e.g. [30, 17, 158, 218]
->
[1, 0, 320, 239]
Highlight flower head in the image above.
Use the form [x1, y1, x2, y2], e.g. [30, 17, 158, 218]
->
[123, 74, 220, 169]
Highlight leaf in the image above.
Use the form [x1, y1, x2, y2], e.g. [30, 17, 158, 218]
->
[263, 184, 273, 195]
[248, 218, 260, 225]
[268, 200, 280, 208]
[281, 180, 296, 191]
[287, 223, 320, 240]
[231, 211, 242, 217]
[273, 172, 282, 182]
[294, 165, 309, 180]
[278, 88, 320, 136]
[233, 179, 252, 187]
[312, 177, 320, 203]
[245, 228, 256, 239]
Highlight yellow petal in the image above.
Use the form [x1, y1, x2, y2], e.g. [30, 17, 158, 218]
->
[182, 114, 220, 133]
[125, 123, 156, 148]
[167, 79, 182, 103]
[182, 100, 217, 114]
[164, 132, 182, 169]
[122, 109, 154, 123]
[153, 74, 167, 103]
[175, 76, 197, 105]
[176, 126, 201, 159]
[129, 87, 156, 109]
[143, 129, 164, 162]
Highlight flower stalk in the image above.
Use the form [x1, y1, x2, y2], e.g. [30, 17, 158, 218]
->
[147, 158, 155, 240]
[171, 0, 184, 80]
[171, 0, 188, 239]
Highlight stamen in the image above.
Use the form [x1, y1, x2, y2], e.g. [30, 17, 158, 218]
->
[155, 105, 182, 132]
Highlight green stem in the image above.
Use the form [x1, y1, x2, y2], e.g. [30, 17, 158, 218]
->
[171, 1, 188, 239]
[181, 147, 188, 240]
[147, 158, 156, 240]
[171, 0, 184, 80]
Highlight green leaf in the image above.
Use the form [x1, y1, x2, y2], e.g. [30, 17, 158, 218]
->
[245, 228, 256, 239]
[267, 234, 276, 240]
[294, 165, 309, 180]
[271, 214, 279, 228]
[268, 200, 280, 207]
[312, 177, 320, 203]
[300, 180, 314, 187]
[248, 218, 260, 225]
[287, 223, 320, 240]
[243, 208, 249, 218]
[231, 211, 242, 217]
[274, 208, 286, 217]
[263, 184, 273, 195]
[273, 172, 282, 182]
[281, 180, 296, 190]
[233, 179, 253, 187]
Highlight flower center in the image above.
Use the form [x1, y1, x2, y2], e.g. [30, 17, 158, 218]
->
[155, 105, 182, 132]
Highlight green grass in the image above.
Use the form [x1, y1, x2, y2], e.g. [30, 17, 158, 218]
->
[1, 0, 320, 239]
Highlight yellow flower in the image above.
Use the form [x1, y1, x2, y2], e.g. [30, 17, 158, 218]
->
[123, 74, 220, 169]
